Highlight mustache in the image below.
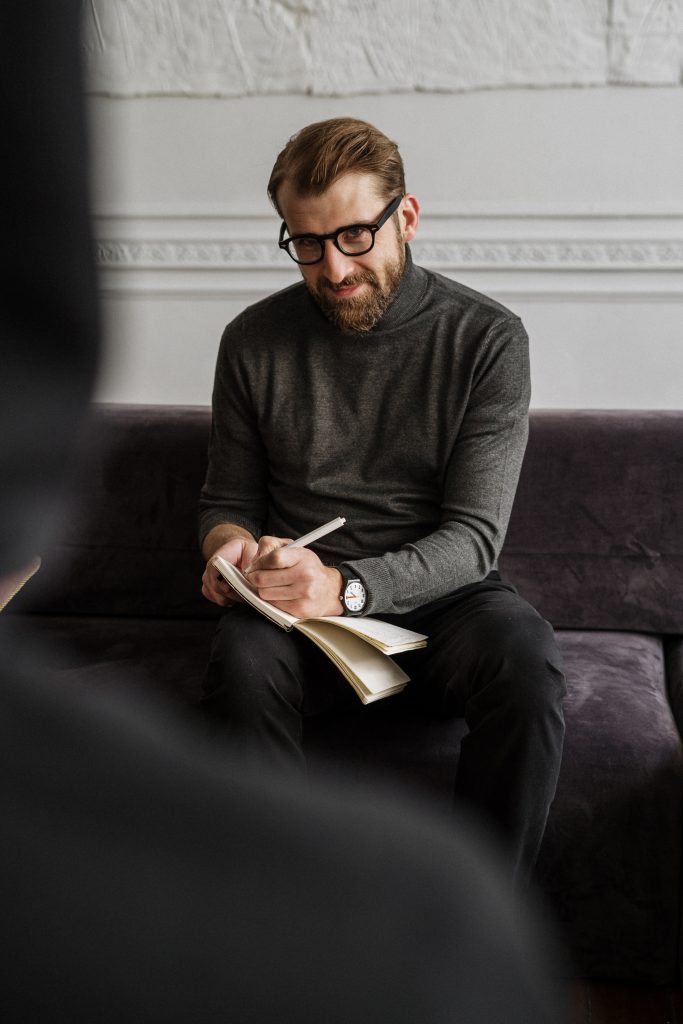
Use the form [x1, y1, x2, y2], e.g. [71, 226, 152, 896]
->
[319, 271, 379, 292]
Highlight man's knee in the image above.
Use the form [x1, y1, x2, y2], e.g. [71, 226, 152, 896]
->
[202, 609, 305, 720]
[471, 601, 566, 716]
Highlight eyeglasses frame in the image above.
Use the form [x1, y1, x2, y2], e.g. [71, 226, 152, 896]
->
[278, 194, 405, 265]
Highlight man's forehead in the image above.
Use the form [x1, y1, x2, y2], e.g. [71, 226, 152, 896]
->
[278, 172, 385, 232]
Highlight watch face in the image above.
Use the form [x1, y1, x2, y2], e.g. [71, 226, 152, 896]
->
[344, 579, 366, 613]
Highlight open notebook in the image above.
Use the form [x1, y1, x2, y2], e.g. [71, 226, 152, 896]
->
[212, 555, 427, 705]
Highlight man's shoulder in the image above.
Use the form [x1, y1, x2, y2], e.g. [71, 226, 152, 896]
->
[231, 280, 310, 332]
[218, 281, 311, 360]
[421, 265, 524, 332]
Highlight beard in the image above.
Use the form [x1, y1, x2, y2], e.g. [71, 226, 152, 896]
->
[306, 245, 406, 333]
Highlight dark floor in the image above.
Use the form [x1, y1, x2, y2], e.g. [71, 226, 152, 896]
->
[565, 983, 683, 1024]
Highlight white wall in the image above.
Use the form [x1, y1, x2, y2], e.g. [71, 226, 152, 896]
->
[90, 85, 683, 409]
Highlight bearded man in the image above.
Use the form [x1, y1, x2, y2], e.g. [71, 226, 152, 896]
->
[199, 118, 566, 887]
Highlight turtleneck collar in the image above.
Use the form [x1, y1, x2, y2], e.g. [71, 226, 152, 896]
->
[371, 245, 429, 333]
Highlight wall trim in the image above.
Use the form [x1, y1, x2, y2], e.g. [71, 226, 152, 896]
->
[95, 238, 683, 271]
[94, 208, 683, 298]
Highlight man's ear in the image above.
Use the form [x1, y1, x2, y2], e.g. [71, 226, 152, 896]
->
[399, 194, 420, 243]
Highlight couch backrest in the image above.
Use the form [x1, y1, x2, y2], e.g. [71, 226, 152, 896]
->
[17, 405, 683, 633]
[501, 410, 682, 632]
[20, 405, 215, 621]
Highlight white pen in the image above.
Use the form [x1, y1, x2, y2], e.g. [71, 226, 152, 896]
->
[288, 516, 346, 548]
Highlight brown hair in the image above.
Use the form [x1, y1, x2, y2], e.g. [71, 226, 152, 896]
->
[267, 117, 405, 217]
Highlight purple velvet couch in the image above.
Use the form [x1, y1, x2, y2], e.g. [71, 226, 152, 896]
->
[11, 404, 683, 986]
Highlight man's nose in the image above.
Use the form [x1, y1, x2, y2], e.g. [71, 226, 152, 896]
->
[320, 240, 357, 283]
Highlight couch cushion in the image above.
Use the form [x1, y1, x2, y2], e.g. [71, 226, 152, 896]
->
[665, 636, 683, 740]
[536, 631, 682, 983]
[13, 615, 216, 711]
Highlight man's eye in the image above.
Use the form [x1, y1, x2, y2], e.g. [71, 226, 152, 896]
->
[339, 226, 372, 250]
[297, 237, 317, 250]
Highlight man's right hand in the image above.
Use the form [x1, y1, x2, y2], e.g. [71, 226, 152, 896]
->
[201, 536, 259, 607]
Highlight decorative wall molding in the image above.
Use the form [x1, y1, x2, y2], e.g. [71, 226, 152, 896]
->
[93, 208, 683, 298]
[95, 237, 683, 271]
[82, 0, 683, 97]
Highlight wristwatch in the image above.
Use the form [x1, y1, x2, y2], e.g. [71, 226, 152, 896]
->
[338, 564, 367, 616]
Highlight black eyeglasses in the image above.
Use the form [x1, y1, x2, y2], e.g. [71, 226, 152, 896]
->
[278, 194, 404, 265]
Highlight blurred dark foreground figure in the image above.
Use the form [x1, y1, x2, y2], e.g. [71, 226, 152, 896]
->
[0, 3, 565, 1021]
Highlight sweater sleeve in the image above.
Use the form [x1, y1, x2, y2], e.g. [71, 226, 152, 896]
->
[198, 316, 268, 546]
[341, 318, 531, 615]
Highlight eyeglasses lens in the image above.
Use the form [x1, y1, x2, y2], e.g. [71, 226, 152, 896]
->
[337, 227, 373, 254]
[290, 238, 323, 264]
[289, 226, 374, 264]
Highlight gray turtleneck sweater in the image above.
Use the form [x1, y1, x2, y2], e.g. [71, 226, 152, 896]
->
[199, 250, 530, 615]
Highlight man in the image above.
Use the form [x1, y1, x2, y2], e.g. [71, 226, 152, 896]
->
[200, 117, 566, 886]
[2, 14, 563, 1021]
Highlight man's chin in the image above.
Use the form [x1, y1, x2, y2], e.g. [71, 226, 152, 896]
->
[310, 278, 399, 332]
[314, 291, 386, 332]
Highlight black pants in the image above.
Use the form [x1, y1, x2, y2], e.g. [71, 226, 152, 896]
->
[202, 574, 566, 885]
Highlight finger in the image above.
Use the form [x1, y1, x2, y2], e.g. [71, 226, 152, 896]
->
[243, 542, 274, 575]
[247, 565, 300, 590]
[250, 549, 321, 585]
[202, 567, 241, 607]
[239, 539, 259, 571]
[244, 538, 294, 575]
[257, 535, 291, 555]
[256, 585, 301, 604]
[218, 579, 243, 604]
[202, 581, 229, 606]
[254, 572, 319, 603]
[260, 544, 303, 572]
[217, 587, 243, 607]
[207, 570, 230, 595]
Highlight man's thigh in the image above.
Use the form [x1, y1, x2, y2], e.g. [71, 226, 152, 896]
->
[206, 605, 356, 716]
[393, 580, 564, 716]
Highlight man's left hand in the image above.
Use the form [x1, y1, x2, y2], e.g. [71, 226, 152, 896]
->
[244, 537, 343, 618]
